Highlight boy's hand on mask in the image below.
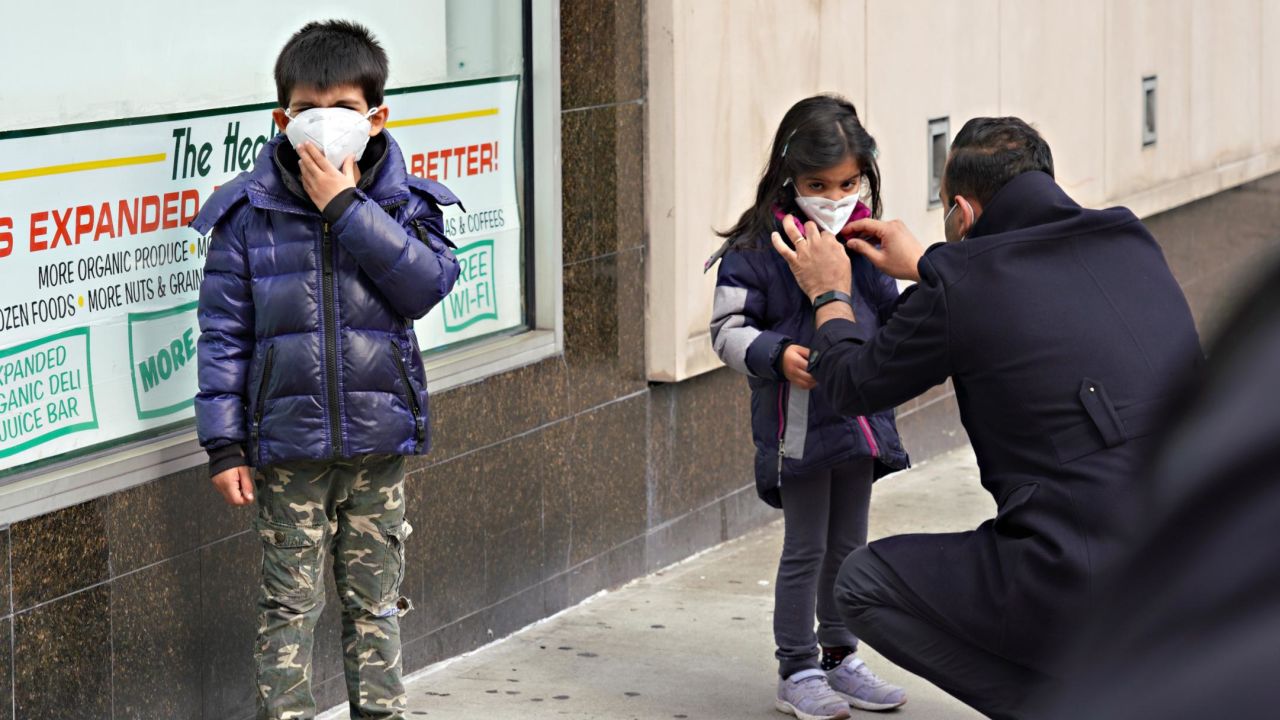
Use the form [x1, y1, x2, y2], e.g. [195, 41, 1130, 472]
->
[211, 465, 255, 506]
[771, 214, 852, 302]
[297, 142, 357, 212]
[781, 345, 817, 390]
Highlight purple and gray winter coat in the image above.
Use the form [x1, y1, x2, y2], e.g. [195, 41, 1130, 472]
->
[709, 205, 909, 507]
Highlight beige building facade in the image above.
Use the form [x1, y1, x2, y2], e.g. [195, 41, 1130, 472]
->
[647, 0, 1280, 381]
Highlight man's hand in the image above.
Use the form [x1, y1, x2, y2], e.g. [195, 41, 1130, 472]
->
[211, 465, 256, 506]
[770, 214, 852, 302]
[843, 218, 925, 282]
[781, 344, 817, 389]
[298, 142, 356, 212]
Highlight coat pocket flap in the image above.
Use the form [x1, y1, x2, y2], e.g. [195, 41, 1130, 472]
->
[407, 175, 465, 211]
[1079, 378, 1126, 448]
[1050, 393, 1167, 465]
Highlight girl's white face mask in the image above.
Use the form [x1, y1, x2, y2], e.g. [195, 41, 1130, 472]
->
[284, 107, 378, 169]
[793, 191, 862, 235]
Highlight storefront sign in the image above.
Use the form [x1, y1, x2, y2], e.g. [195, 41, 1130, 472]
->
[0, 76, 522, 474]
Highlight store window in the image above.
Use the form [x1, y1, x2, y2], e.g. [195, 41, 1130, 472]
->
[0, 0, 561, 514]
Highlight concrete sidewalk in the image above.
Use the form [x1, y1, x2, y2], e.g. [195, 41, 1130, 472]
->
[334, 446, 993, 719]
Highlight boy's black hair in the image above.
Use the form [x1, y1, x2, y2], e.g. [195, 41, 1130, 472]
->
[274, 20, 389, 109]
[944, 117, 1054, 208]
[718, 94, 882, 246]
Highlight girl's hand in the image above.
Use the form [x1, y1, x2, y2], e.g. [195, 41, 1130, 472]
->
[781, 344, 817, 389]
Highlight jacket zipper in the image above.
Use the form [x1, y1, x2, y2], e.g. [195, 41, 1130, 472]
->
[321, 222, 344, 457]
[856, 416, 881, 458]
[776, 384, 789, 487]
[252, 344, 276, 464]
[391, 340, 425, 452]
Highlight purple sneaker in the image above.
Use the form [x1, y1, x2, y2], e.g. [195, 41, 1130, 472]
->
[827, 656, 907, 712]
[776, 669, 853, 720]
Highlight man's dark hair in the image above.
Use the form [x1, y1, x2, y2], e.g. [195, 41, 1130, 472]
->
[274, 20, 389, 109]
[944, 117, 1054, 207]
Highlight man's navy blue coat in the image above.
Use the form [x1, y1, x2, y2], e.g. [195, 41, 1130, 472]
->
[1037, 243, 1280, 720]
[810, 171, 1202, 672]
[1036, 251, 1280, 720]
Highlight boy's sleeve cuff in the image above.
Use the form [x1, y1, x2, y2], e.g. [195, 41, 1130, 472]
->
[322, 188, 360, 225]
[207, 443, 248, 476]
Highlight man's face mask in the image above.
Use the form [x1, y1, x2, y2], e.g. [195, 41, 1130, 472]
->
[792, 189, 863, 235]
[284, 107, 379, 169]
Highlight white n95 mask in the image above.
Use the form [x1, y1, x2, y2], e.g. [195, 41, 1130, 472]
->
[793, 192, 862, 235]
[284, 107, 378, 169]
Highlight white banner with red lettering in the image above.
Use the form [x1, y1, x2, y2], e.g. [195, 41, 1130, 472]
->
[0, 76, 522, 474]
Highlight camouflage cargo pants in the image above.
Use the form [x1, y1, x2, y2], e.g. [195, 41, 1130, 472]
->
[253, 454, 412, 720]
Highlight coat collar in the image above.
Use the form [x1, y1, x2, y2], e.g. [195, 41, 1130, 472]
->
[963, 171, 1137, 247]
[247, 131, 411, 215]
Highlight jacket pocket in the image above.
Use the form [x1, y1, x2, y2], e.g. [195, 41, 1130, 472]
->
[251, 344, 276, 463]
[1049, 380, 1165, 464]
[390, 340, 425, 452]
[854, 416, 880, 458]
[411, 218, 457, 251]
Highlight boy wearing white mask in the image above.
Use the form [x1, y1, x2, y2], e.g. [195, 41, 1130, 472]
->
[191, 19, 460, 720]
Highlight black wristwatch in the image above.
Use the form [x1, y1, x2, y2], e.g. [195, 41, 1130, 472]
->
[812, 290, 854, 311]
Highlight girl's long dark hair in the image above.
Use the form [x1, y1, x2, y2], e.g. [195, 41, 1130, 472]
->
[718, 94, 882, 246]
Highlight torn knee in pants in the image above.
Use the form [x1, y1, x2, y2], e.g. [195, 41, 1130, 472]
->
[346, 588, 414, 618]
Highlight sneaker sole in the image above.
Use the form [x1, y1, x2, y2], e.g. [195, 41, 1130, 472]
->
[775, 699, 853, 720]
[832, 691, 908, 712]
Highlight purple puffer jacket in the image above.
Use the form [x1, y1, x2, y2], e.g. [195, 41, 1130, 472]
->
[192, 131, 460, 468]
